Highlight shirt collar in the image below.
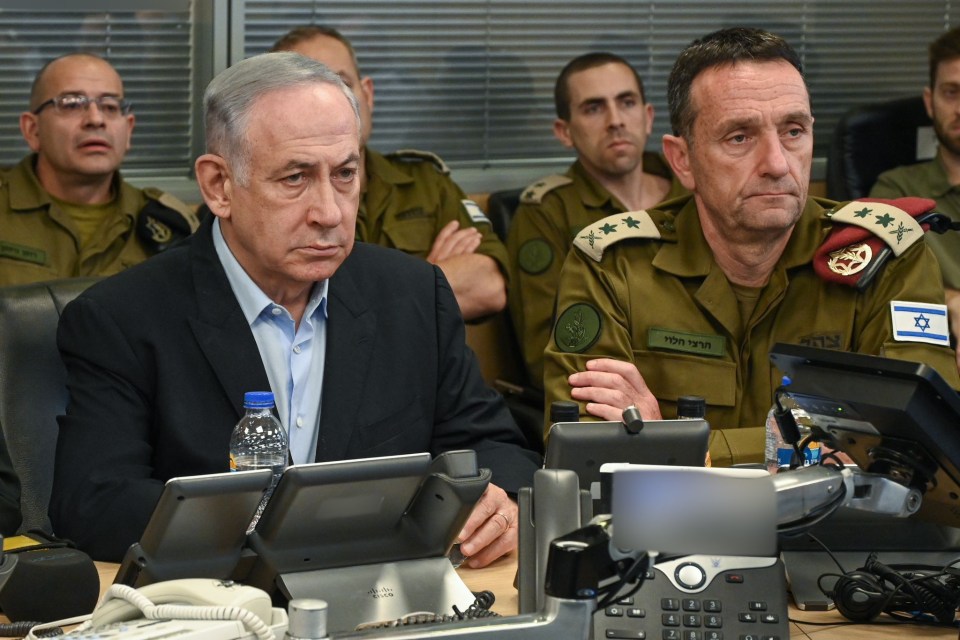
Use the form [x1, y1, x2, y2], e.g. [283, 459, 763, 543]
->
[212, 218, 328, 326]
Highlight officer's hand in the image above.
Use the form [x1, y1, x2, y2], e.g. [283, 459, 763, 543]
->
[568, 358, 662, 422]
[427, 220, 482, 264]
[456, 483, 517, 568]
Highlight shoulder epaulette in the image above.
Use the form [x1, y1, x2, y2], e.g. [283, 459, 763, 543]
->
[520, 175, 573, 205]
[573, 210, 661, 263]
[825, 200, 923, 257]
[142, 187, 200, 232]
[385, 149, 450, 175]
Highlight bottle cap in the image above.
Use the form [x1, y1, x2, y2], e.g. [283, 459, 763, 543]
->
[550, 400, 580, 424]
[677, 395, 706, 419]
[243, 391, 275, 409]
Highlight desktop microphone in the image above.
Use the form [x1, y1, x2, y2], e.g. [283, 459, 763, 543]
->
[0, 544, 99, 622]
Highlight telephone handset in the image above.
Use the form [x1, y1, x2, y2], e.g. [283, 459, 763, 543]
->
[53, 578, 284, 640]
[93, 578, 272, 626]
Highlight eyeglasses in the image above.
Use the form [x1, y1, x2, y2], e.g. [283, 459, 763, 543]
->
[32, 93, 132, 118]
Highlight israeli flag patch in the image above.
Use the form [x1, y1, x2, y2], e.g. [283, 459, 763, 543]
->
[461, 199, 491, 225]
[890, 301, 951, 347]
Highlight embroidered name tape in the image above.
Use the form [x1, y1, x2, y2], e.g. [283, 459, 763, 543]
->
[890, 301, 950, 347]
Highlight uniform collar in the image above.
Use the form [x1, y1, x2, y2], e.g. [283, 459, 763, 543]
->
[928, 152, 957, 199]
[364, 147, 415, 189]
[569, 159, 623, 210]
[652, 195, 828, 278]
[7, 153, 132, 216]
[569, 153, 680, 210]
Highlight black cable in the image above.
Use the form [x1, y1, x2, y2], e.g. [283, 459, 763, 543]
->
[0, 622, 62, 637]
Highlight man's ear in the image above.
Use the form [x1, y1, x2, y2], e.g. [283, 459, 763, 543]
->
[553, 118, 574, 149]
[194, 154, 232, 219]
[662, 133, 696, 192]
[19, 112, 40, 152]
[360, 75, 375, 113]
[923, 86, 934, 119]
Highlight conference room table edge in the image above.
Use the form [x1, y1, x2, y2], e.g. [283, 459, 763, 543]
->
[79, 556, 957, 640]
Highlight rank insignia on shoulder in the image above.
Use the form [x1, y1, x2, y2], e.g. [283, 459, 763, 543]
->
[890, 300, 950, 347]
[815, 197, 936, 289]
[520, 174, 573, 204]
[572, 210, 660, 262]
[461, 199, 491, 225]
[386, 149, 450, 174]
[826, 199, 924, 256]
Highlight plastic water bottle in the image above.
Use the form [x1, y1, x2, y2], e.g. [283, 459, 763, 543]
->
[764, 379, 820, 474]
[229, 391, 288, 531]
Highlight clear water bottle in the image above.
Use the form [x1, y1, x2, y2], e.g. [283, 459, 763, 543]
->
[229, 391, 288, 531]
[764, 379, 820, 474]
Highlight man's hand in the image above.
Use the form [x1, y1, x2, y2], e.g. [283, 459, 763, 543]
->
[456, 483, 517, 568]
[568, 358, 662, 421]
[426, 220, 482, 264]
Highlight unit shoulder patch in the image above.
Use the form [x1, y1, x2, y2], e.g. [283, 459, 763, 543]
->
[554, 303, 602, 353]
[386, 149, 450, 175]
[520, 175, 573, 204]
[572, 210, 660, 262]
[142, 187, 200, 232]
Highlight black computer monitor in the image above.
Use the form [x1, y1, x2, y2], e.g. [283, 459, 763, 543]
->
[544, 419, 711, 508]
[769, 342, 960, 529]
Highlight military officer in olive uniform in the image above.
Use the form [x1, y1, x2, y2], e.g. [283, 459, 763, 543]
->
[544, 28, 960, 466]
[870, 26, 960, 370]
[273, 26, 508, 321]
[508, 52, 686, 390]
[0, 53, 197, 287]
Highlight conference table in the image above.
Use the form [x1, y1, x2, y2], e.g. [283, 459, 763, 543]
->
[92, 555, 955, 639]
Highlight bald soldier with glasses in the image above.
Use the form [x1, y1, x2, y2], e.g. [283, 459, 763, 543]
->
[0, 52, 198, 287]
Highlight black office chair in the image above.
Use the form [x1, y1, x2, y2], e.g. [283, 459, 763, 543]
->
[826, 95, 933, 201]
[486, 188, 523, 241]
[0, 277, 100, 534]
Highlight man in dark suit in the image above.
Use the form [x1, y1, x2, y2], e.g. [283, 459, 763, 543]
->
[50, 52, 539, 564]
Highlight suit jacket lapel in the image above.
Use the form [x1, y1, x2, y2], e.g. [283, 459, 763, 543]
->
[187, 220, 271, 419]
[316, 252, 376, 461]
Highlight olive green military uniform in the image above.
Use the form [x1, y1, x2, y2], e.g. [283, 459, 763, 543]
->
[358, 148, 508, 276]
[0, 155, 198, 288]
[507, 154, 686, 389]
[870, 153, 960, 288]
[544, 195, 960, 466]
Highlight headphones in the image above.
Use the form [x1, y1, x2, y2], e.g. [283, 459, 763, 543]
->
[825, 553, 960, 624]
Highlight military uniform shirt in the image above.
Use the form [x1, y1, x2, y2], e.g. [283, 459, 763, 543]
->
[507, 154, 686, 389]
[543, 195, 960, 466]
[0, 155, 197, 288]
[358, 148, 508, 277]
[870, 154, 960, 289]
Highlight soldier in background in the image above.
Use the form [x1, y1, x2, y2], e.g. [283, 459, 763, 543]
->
[272, 26, 508, 321]
[0, 53, 197, 287]
[507, 52, 685, 390]
[870, 25, 960, 368]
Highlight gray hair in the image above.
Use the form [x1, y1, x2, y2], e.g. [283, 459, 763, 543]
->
[203, 51, 362, 184]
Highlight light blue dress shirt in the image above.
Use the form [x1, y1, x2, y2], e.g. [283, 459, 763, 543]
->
[212, 219, 327, 464]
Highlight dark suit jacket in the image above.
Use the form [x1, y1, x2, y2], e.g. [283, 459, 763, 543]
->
[50, 219, 539, 561]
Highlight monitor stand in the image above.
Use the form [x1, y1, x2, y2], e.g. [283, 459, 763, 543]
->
[276, 557, 476, 633]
